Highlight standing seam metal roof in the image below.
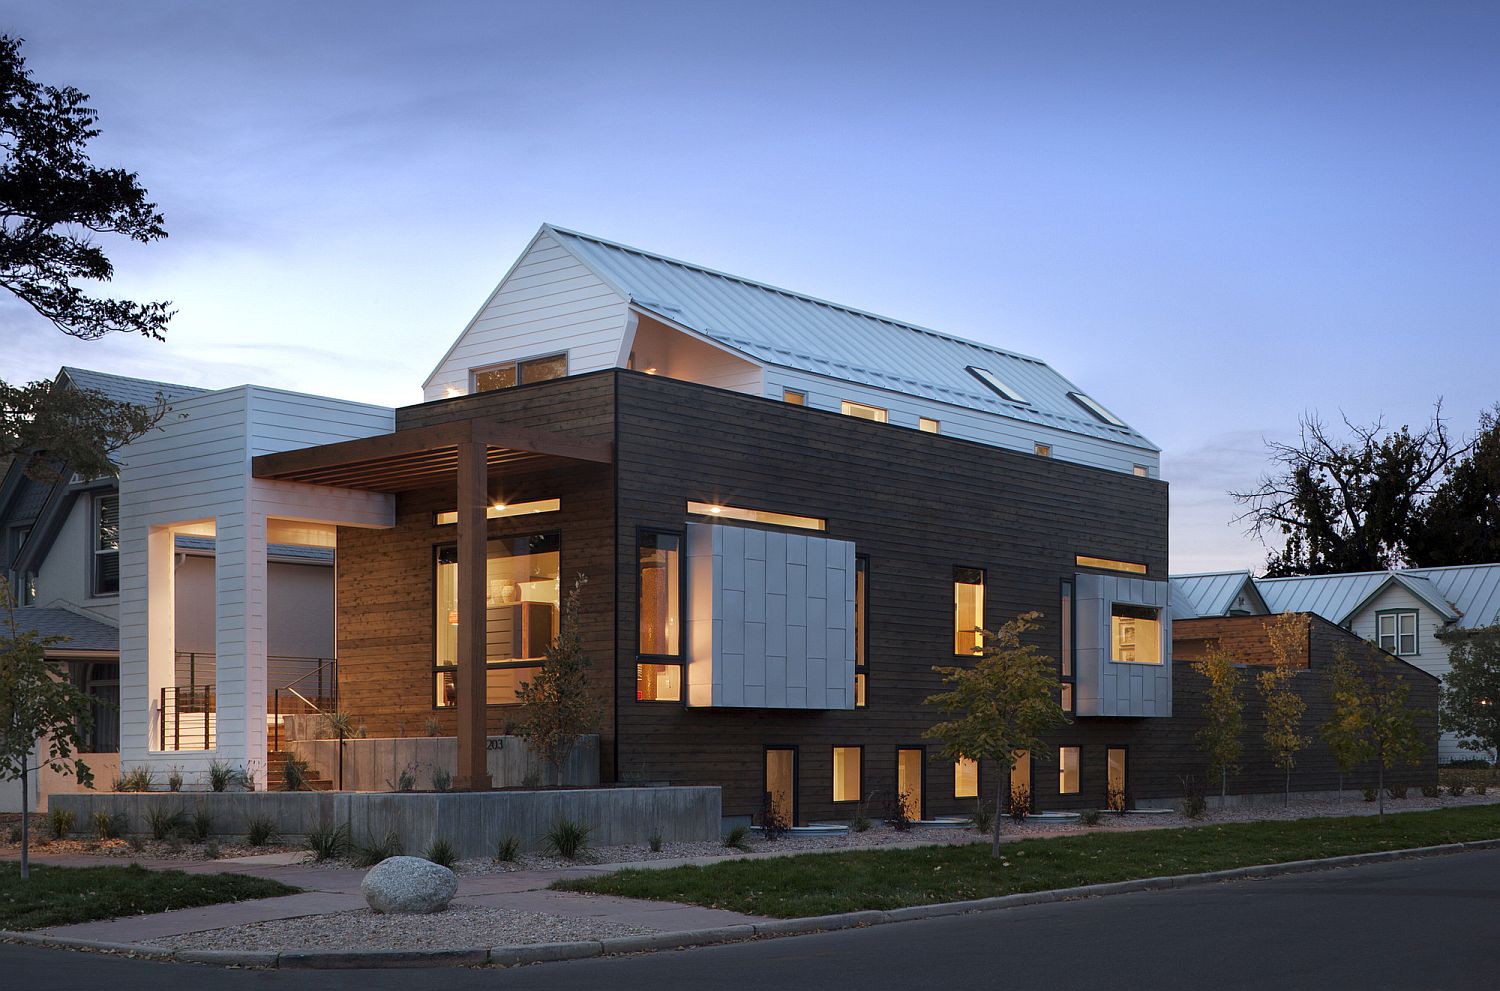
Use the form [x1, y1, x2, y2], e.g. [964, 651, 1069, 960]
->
[545, 225, 1158, 452]
[60, 367, 209, 407]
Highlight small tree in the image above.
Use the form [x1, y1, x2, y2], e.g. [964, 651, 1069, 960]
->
[1260, 614, 1311, 805]
[1335, 642, 1426, 820]
[1438, 626, 1500, 766]
[0, 580, 97, 878]
[1194, 644, 1244, 803]
[1320, 645, 1367, 796]
[516, 575, 599, 786]
[924, 611, 1069, 858]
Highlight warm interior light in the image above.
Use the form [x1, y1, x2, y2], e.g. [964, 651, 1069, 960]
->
[645, 367, 658, 375]
[493, 503, 506, 511]
[710, 505, 723, 514]
[444, 386, 463, 398]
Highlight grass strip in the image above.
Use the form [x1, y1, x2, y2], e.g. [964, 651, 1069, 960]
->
[555, 804, 1500, 918]
[0, 862, 296, 931]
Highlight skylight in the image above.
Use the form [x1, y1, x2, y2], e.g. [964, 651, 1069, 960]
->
[1068, 392, 1126, 427]
[966, 366, 1028, 405]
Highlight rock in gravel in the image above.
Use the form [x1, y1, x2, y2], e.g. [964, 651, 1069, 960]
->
[361, 856, 458, 914]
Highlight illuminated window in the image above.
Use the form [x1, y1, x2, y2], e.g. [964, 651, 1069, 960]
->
[967, 366, 1028, 404]
[918, 417, 940, 434]
[1068, 391, 1125, 426]
[1010, 751, 1031, 811]
[783, 389, 807, 405]
[1059, 746, 1080, 794]
[687, 501, 825, 531]
[1075, 555, 1147, 575]
[954, 567, 985, 655]
[1132, 465, 1150, 478]
[1112, 604, 1163, 664]
[434, 534, 560, 707]
[1108, 747, 1127, 809]
[434, 498, 561, 526]
[637, 531, 683, 702]
[93, 494, 119, 597]
[833, 746, 862, 802]
[841, 400, 888, 423]
[1034, 442, 1052, 458]
[955, 757, 978, 799]
[472, 353, 568, 393]
[1378, 611, 1418, 656]
[855, 555, 868, 707]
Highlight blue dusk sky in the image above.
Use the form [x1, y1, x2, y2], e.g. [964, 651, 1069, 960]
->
[1, 1, 1496, 573]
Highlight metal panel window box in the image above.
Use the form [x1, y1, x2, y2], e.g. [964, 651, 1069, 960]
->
[685, 522, 857, 709]
[1074, 573, 1173, 717]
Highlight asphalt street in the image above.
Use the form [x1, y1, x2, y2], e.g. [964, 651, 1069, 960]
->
[4, 847, 1497, 990]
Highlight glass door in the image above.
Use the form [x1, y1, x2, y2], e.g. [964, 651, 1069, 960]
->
[765, 747, 797, 828]
[897, 747, 925, 821]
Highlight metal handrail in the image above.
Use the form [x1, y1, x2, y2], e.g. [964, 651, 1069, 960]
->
[272, 658, 337, 753]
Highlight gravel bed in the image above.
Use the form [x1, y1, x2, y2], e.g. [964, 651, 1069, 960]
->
[0, 831, 303, 862]
[158, 902, 655, 952]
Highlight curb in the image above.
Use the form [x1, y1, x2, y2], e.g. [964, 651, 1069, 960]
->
[5, 837, 1497, 969]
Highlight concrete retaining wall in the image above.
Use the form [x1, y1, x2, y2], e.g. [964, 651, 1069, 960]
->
[286, 734, 598, 791]
[49, 786, 720, 858]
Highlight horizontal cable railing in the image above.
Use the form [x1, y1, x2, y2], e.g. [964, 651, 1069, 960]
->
[160, 685, 215, 751]
[272, 658, 338, 753]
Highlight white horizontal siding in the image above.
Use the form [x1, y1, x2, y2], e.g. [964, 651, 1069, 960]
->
[423, 230, 631, 400]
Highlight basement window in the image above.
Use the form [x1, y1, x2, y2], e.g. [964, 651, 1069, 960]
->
[966, 366, 1028, 405]
[1068, 391, 1126, 427]
[435, 499, 561, 526]
[687, 501, 825, 532]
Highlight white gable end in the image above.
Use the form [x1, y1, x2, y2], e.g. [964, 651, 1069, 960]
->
[423, 229, 632, 401]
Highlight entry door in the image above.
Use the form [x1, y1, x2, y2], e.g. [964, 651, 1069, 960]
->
[765, 747, 797, 827]
[1107, 747, 1128, 810]
[897, 747, 925, 821]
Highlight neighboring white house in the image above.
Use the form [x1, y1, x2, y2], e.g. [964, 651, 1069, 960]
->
[1172, 565, 1500, 762]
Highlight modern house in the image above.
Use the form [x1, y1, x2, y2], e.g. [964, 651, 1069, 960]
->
[99, 225, 1436, 823]
[0, 368, 337, 811]
[1172, 566, 1500, 762]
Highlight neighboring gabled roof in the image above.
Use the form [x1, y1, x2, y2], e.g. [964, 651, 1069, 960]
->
[1170, 571, 1258, 620]
[9, 606, 118, 653]
[543, 225, 1159, 452]
[59, 367, 209, 407]
[175, 534, 335, 564]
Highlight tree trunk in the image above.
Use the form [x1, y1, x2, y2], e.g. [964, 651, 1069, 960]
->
[1338, 771, 1344, 799]
[20, 759, 30, 880]
[1377, 760, 1386, 822]
[991, 787, 1003, 858]
[1285, 766, 1290, 807]
[1220, 766, 1227, 805]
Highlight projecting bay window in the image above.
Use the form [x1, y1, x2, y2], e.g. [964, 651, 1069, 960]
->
[93, 494, 119, 597]
[434, 533, 561, 707]
[855, 555, 868, 707]
[1377, 611, 1418, 656]
[954, 567, 985, 655]
[471, 353, 568, 393]
[833, 746, 862, 803]
[637, 531, 683, 702]
[1060, 579, 1075, 712]
[1111, 604, 1163, 664]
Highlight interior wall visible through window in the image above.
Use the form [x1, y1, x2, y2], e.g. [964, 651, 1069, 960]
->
[954, 567, 985, 655]
[637, 531, 683, 702]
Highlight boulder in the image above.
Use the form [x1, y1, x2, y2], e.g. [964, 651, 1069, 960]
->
[361, 856, 458, 914]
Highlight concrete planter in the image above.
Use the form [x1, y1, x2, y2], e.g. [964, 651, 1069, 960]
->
[286, 734, 599, 791]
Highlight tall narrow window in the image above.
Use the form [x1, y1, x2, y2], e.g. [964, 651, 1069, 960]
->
[1112, 604, 1163, 664]
[1010, 751, 1031, 812]
[833, 746, 862, 802]
[1060, 579, 1074, 712]
[855, 555, 868, 707]
[637, 532, 683, 702]
[841, 400, 888, 423]
[1107, 747, 1127, 810]
[93, 494, 119, 596]
[954, 567, 985, 655]
[1058, 746, 1081, 795]
[955, 757, 978, 799]
[897, 747, 924, 821]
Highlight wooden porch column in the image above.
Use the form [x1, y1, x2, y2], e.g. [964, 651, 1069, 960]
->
[455, 438, 492, 790]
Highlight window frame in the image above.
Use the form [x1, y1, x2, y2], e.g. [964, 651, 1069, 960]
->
[764, 744, 800, 827]
[1034, 442, 1052, 458]
[840, 400, 888, 423]
[953, 566, 986, 657]
[1377, 610, 1419, 656]
[469, 351, 569, 394]
[832, 744, 864, 804]
[1110, 602, 1165, 665]
[782, 388, 807, 406]
[636, 527, 686, 704]
[91, 493, 120, 598]
[918, 417, 940, 434]
[855, 554, 869, 708]
[1058, 745, 1082, 796]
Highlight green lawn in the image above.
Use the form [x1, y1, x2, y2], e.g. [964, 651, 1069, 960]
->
[555, 804, 1500, 918]
[0, 863, 296, 931]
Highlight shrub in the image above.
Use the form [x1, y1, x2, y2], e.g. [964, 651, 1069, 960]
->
[188, 808, 214, 843]
[1007, 784, 1032, 823]
[203, 840, 221, 859]
[724, 824, 751, 852]
[1079, 808, 1103, 827]
[495, 836, 520, 863]
[117, 766, 155, 792]
[1179, 774, 1207, 819]
[424, 837, 458, 869]
[353, 829, 404, 868]
[544, 819, 592, 860]
[849, 794, 873, 833]
[971, 797, 995, 836]
[431, 766, 453, 793]
[888, 790, 916, 832]
[47, 808, 75, 840]
[245, 817, 280, 847]
[648, 832, 663, 853]
[6, 825, 20, 843]
[207, 759, 235, 793]
[1389, 783, 1409, 800]
[388, 764, 417, 792]
[93, 810, 127, 840]
[167, 767, 184, 793]
[306, 822, 351, 862]
[1422, 782, 1442, 798]
[1476, 780, 1489, 796]
[1362, 786, 1379, 802]
[147, 807, 188, 841]
[521, 770, 542, 788]
[1106, 786, 1127, 813]
[758, 793, 790, 842]
[1444, 758, 1491, 769]
[281, 756, 311, 792]
[1448, 777, 1469, 798]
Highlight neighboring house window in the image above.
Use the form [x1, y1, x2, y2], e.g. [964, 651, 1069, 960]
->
[1060, 579, 1075, 712]
[93, 495, 120, 597]
[637, 531, 683, 702]
[783, 389, 807, 405]
[833, 746, 862, 802]
[855, 555, 868, 707]
[433, 533, 561, 707]
[841, 400, 887, 423]
[918, 417, 940, 434]
[1378, 611, 1419, 656]
[1112, 604, 1163, 664]
[955, 757, 978, 798]
[954, 567, 985, 655]
[471, 353, 568, 393]
[1058, 746, 1081, 794]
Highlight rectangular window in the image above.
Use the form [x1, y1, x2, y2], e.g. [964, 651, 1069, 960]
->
[472, 353, 567, 393]
[1076, 554, 1148, 575]
[1378, 611, 1419, 656]
[855, 555, 868, 707]
[1060, 578, 1075, 713]
[841, 400, 888, 423]
[434, 498, 561, 525]
[1059, 746, 1080, 794]
[93, 495, 119, 597]
[1034, 442, 1052, 458]
[687, 501, 825, 531]
[1107, 747, 1127, 809]
[783, 389, 807, 405]
[955, 757, 978, 799]
[897, 747, 924, 820]
[434, 533, 561, 707]
[1112, 604, 1163, 664]
[833, 746, 862, 802]
[637, 531, 683, 702]
[1010, 750, 1031, 811]
[918, 417, 940, 434]
[954, 567, 985, 655]
[765, 747, 797, 827]
[1132, 465, 1150, 477]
